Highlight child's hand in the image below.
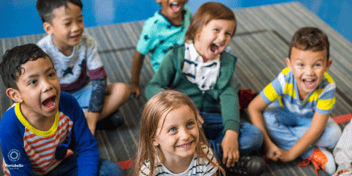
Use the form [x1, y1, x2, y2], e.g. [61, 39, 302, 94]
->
[221, 130, 239, 167]
[265, 142, 281, 162]
[278, 148, 294, 162]
[129, 84, 140, 98]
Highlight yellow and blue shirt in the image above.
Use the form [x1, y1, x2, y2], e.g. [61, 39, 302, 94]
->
[260, 67, 336, 117]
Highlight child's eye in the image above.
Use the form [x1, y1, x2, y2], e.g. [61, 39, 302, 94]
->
[48, 72, 56, 78]
[169, 127, 176, 132]
[64, 22, 71, 26]
[314, 63, 321, 67]
[29, 80, 37, 85]
[213, 28, 219, 32]
[187, 122, 194, 128]
[298, 63, 304, 67]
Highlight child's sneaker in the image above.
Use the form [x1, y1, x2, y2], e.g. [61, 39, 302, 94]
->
[298, 147, 336, 175]
[96, 110, 124, 130]
[225, 155, 266, 176]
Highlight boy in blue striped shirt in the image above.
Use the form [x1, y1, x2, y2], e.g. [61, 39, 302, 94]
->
[248, 27, 342, 175]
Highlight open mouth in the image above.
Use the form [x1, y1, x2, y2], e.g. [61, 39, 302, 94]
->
[42, 96, 57, 111]
[210, 43, 220, 55]
[170, 2, 181, 13]
[303, 78, 316, 89]
[71, 34, 81, 40]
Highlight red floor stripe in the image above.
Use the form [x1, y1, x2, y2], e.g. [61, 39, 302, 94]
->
[332, 113, 352, 124]
[116, 158, 135, 170]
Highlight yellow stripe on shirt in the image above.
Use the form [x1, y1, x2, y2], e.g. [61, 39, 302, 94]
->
[281, 67, 290, 75]
[324, 72, 334, 84]
[264, 84, 279, 102]
[307, 88, 324, 102]
[317, 97, 336, 110]
[283, 83, 296, 99]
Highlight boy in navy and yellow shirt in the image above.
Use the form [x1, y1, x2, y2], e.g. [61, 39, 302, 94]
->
[0, 44, 122, 175]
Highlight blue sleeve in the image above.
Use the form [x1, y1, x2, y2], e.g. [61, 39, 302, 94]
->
[59, 92, 100, 176]
[0, 109, 35, 175]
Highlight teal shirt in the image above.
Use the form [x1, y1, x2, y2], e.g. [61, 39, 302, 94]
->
[145, 45, 240, 133]
[136, 5, 192, 72]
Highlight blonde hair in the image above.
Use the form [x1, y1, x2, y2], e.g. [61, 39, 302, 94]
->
[185, 2, 236, 43]
[133, 90, 225, 176]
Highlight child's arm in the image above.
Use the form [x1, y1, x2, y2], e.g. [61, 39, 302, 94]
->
[248, 95, 282, 161]
[130, 50, 145, 97]
[60, 92, 100, 175]
[219, 85, 240, 167]
[0, 109, 35, 175]
[145, 49, 177, 100]
[279, 112, 330, 162]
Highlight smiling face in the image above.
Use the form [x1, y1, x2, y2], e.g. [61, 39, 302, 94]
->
[44, 2, 84, 55]
[153, 105, 199, 162]
[11, 57, 60, 120]
[193, 19, 236, 61]
[286, 47, 332, 100]
[156, 0, 188, 25]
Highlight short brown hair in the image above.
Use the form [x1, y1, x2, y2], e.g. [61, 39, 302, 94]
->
[289, 27, 329, 60]
[185, 2, 236, 42]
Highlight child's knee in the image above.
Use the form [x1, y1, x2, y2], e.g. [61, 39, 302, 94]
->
[250, 126, 264, 149]
[239, 124, 263, 152]
[99, 159, 123, 176]
[329, 126, 342, 147]
[322, 122, 342, 148]
[110, 82, 130, 95]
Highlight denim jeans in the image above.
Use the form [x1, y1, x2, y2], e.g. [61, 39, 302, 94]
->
[46, 154, 124, 176]
[263, 106, 342, 159]
[200, 112, 263, 159]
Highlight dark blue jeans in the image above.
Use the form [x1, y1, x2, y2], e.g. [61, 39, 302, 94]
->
[200, 112, 263, 159]
[45, 154, 123, 176]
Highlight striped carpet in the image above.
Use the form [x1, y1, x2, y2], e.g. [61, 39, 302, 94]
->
[1, 2, 351, 175]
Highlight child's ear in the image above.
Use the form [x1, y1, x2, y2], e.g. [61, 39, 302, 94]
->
[152, 139, 159, 147]
[285, 58, 292, 70]
[6, 88, 23, 103]
[325, 59, 332, 71]
[43, 22, 54, 35]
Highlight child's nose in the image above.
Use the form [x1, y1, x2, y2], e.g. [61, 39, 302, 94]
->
[72, 22, 82, 32]
[305, 67, 314, 75]
[218, 33, 226, 43]
[180, 129, 191, 140]
[42, 79, 53, 92]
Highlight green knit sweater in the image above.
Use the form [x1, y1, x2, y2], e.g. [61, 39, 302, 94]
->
[145, 45, 240, 133]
